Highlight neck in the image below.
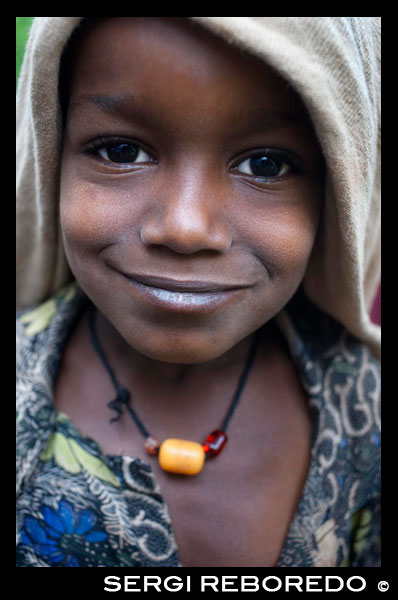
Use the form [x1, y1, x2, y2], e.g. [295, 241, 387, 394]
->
[85, 306, 273, 440]
[93, 307, 259, 388]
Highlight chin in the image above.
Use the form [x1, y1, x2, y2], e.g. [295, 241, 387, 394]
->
[131, 339, 227, 365]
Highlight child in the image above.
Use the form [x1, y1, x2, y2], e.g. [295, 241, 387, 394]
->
[16, 17, 381, 568]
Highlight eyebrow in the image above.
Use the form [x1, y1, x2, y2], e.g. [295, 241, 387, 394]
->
[72, 94, 137, 113]
[230, 105, 308, 133]
[69, 93, 159, 125]
[70, 93, 307, 133]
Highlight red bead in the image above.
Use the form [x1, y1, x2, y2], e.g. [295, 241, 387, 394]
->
[203, 430, 228, 457]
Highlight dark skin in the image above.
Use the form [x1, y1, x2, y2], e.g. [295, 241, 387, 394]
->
[56, 17, 324, 567]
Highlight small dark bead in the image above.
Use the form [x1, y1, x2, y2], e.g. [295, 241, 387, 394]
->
[144, 436, 160, 456]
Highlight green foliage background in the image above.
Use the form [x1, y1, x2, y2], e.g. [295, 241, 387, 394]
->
[16, 17, 34, 86]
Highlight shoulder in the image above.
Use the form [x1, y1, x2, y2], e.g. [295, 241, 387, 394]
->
[277, 292, 380, 566]
[302, 306, 380, 499]
[16, 282, 89, 496]
[17, 282, 80, 342]
[16, 281, 84, 405]
[283, 289, 380, 432]
[281, 290, 380, 502]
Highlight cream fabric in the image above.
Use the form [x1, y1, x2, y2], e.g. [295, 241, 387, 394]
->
[16, 17, 381, 359]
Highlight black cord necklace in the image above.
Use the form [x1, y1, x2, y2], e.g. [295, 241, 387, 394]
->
[88, 305, 260, 476]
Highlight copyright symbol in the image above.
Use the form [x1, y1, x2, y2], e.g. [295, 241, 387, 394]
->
[378, 581, 389, 592]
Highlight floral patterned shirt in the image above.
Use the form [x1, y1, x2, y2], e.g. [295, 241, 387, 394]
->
[16, 283, 381, 567]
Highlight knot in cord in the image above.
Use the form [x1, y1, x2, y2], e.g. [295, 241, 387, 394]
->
[107, 387, 131, 423]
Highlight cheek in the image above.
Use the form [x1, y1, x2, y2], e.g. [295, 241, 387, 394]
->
[60, 180, 128, 254]
[59, 175, 139, 289]
[252, 203, 321, 277]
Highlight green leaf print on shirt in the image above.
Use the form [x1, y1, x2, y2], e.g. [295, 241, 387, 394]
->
[40, 428, 121, 488]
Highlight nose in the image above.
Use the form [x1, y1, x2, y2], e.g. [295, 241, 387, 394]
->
[140, 171, 232, 254]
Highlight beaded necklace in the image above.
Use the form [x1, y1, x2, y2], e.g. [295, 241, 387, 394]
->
[88, 305, 259, 476]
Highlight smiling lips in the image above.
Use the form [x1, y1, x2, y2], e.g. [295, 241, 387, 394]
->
[120, 272, 249, 313]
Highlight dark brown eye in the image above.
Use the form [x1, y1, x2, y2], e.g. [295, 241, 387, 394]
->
[91, 140, 153, 165]
[99, 143, 139, 163]
[249, 155, 287, 177]
[236, 153, 290, 178]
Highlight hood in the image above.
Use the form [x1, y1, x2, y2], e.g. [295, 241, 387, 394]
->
[16, 17, 381, 359]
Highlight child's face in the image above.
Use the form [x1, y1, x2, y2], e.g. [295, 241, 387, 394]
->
[60, 17, 324, 364]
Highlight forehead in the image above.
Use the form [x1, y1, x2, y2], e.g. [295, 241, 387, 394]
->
[65, 17, 309, 126]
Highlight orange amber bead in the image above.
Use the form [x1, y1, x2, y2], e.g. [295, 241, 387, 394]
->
[158, 439, 206, 475]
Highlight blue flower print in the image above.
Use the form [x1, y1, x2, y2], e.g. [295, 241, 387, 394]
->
[20, 499, 108, 566]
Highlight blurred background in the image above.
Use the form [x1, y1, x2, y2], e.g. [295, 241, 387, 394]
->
[16, 17, 34, 87]
[16, 17, 380, 326]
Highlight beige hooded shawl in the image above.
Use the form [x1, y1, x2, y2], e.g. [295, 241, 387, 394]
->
[16, 17, 381, 360]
